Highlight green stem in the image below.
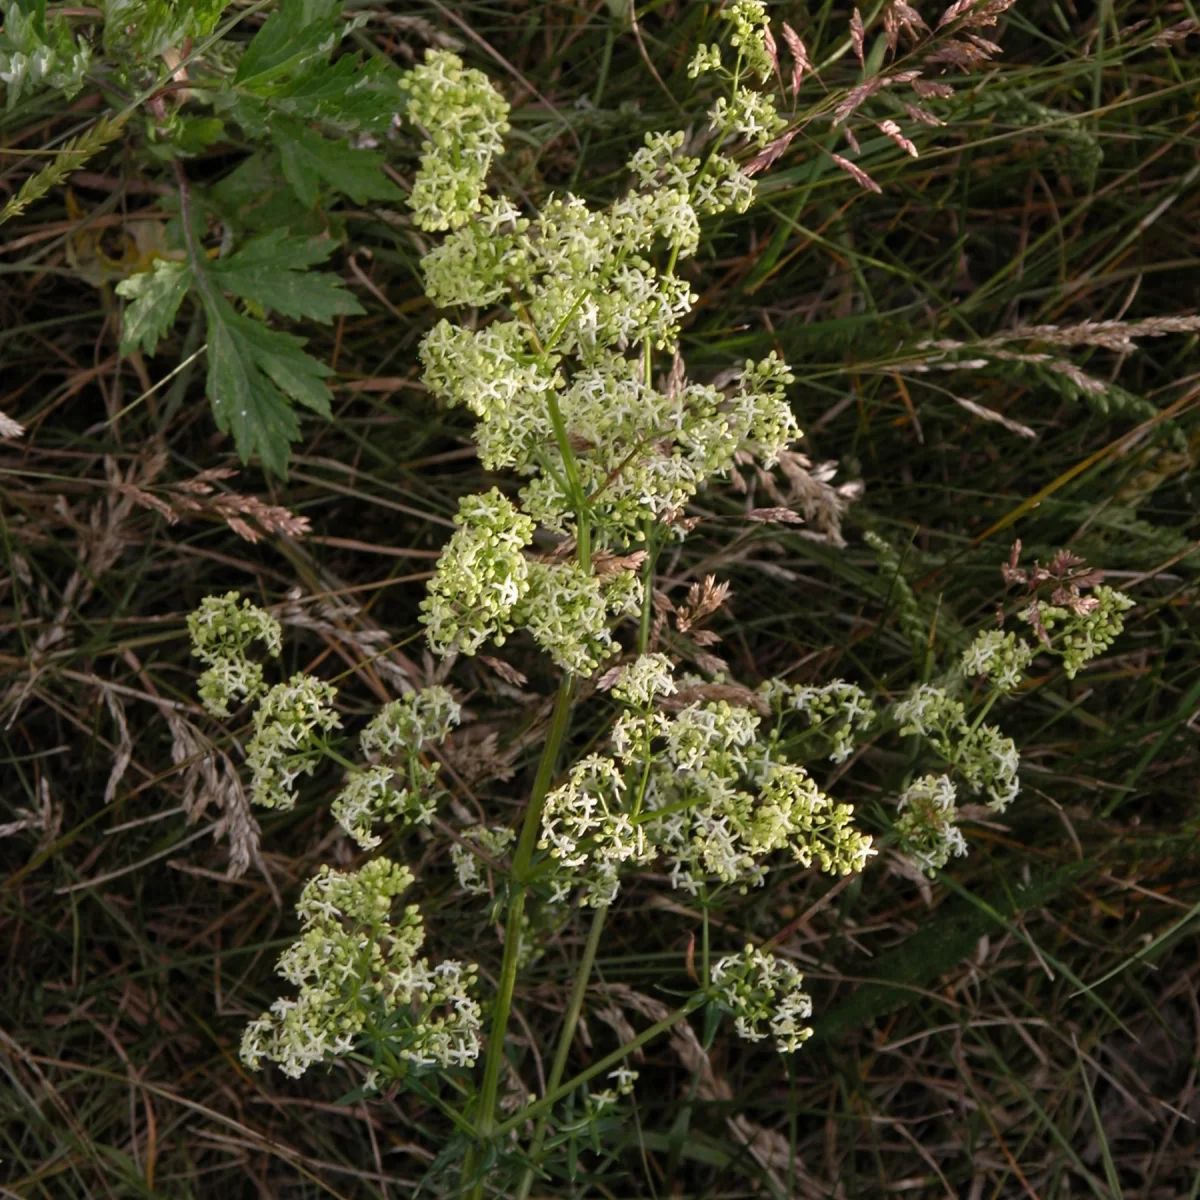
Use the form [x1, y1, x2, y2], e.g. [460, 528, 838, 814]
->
[512, 503, 661, 1194]
[492, 992, 707, 1141]
[638, 517, 659, 653]
[545, 386, 591, 566]
[514, 901, 609, 1200]
[512, 500, 665, 1193]
[630, 751, 653, 822]
[931, 687, 1001, 788]
[951, 688, 1002, 768]
[362, 1023, 477, 1137]
[322, 746, 357, 772]
[469, 673, 576, 1181]
[967, 689, 1001, 738]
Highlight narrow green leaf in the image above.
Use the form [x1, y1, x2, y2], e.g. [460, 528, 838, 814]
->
[811, 859, 1095, 1042]
[1075, 1034, 1123, 1198]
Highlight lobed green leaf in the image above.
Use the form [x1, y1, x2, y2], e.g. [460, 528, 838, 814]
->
[208, 229, 365, 322]
[272, 117, 404, 207]
[115, 259, 193, 357]
[201, 289, 333, 477]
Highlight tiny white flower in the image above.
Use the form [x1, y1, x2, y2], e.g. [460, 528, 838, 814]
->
[895, 774, 968, 875]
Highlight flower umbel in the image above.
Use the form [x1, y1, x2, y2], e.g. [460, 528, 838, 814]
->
[451, 824, 517, 895]
[895, 774, 967, 875]
[332, 687, 461, 849]
[711, 944, 814, 1053]
[611, 652, 677, 707]
[245, 674, 340, 811]
[962, 629, 1034, 693]
[400, 49, 511, 231]
[1024, 585, 1134, 679]
[421, 488, 535, 657]
[774, 678, 876, 762]
[240, 858, 481, 1078]
[188, 591, 281, 716]
[893, 683, 1020, 812]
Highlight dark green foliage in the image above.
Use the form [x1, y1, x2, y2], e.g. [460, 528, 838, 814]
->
[102, 0, 227, 60]
[117, 231, 363, 473]
[272, 117, 404, 207]
[8, 0, 407, 474]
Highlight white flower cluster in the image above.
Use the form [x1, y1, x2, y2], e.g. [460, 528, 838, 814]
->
[957, 723, 1021, 811]
[419, 321, 558, 472]
[404, 44, 803, 671]
[688, 43, 724, 78]
[770, 679, 876, 763]
[188, 591, 282, 717]
[419, 310, 795, 540]
[710, 88, 788, 148]
[332, 687, 462, 849]
[961, 629, 1034, 693]
[399, 49, 511, 231]
[515, 350, 799, 540]
[539, 659, 873, 903]
[611, 652, 677, 707]
[895, 774, 967, 876]
[246, 674, 341, 810]
[420, 489, 534, 657]
[719, 0, 777, 82]
[451, 824, 517, 895]
[894, 683, 966, 740]
[240, 858, 481, 1079]
[603, 568, 645, 619]
[331, 765, 413, 850]
[687, 1, 787, 145]
[412, 149, 723, 360]
[588, 1065, 639, 1114]
[1023, 585, 1135, 679]
[361, 686, 462, 755]
[646, 722, 872, 892]
[752, 762, 872, 873]
[420, 489, 648, 672]
[421, 195, 532, 309]
[539, 755, 653, 906]
[186, 600, 481, 1084]
[400, 46, 796, 585]
[517, 560, 616, 674]
[711, 944, 813, 1054]
[893, 683, 1019, 811]
[525, 190, 696, 355]
[609, 700, 672, 766]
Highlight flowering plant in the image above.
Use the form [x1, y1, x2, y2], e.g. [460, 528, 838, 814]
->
[182, 4, 1134, 1192]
